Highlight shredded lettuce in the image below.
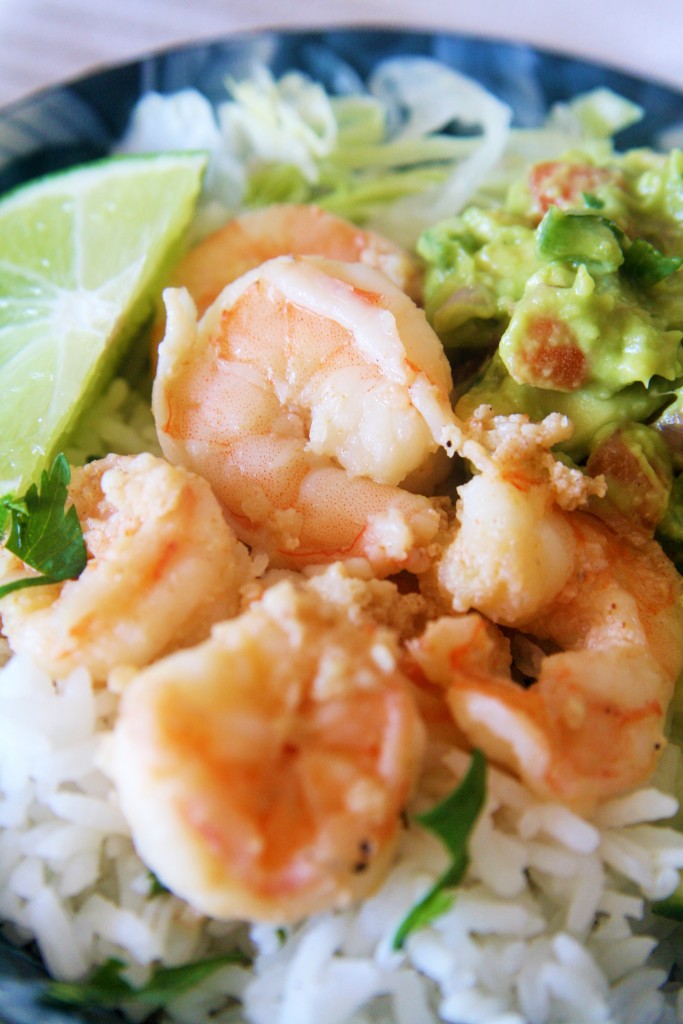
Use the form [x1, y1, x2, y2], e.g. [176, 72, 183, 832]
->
[362, 58, 511, 244]
[219, 69, 337, 179]
[117, 59, 644, 251]
[559, 87, 643, 140]
[117, 70, 338, 237]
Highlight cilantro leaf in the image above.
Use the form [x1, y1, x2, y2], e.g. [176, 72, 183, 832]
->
[0, 454, 87, 599]
[147, 870, 171, 897]
[45, 959, 134, 1008]
[392, 749, 487, 950]
[622, 237, 683, 288]
[130, 955, 250, 1004]
[44, 953, 251, 1014]
[652, 879, 683, 922]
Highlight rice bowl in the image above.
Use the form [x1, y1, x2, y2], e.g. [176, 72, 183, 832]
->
[3, 625, 683, 1023]
[2, 28, 683, 1024]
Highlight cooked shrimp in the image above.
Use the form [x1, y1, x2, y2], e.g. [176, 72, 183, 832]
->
[153, 255, 464, 575]
[0, 453, 252, 681]
[410, 609, 680, 809]
[158, 203, 422, 323]
[418, 415, 683, 807]
[242, 562, 463, 752]
[434, 468, 579, 626]
[432, 407, 606, 626]
[109, 580, 425, 922]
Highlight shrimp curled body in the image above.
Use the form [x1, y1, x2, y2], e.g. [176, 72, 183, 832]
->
[417, 464, 683, 808]
[153, 255, 462, 575]
[0, 453, 252, 681]
[110, 581, 425, 922]
[158, 203, 423, 321]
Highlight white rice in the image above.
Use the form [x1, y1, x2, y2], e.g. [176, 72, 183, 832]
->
[1, 630, 682, 1024]
[64, 376, 161, 467]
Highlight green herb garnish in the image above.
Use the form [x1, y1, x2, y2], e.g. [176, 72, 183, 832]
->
[392, 749, 487, 950]
[44, 953, 251, 1014]
[536, 207, 682, 287]
[147, 870, 171, 897]
[622, 237, 683, 288]
[0, 454, 87, 599]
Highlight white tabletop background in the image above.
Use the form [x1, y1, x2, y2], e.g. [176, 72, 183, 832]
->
[1, 0, 683, 109]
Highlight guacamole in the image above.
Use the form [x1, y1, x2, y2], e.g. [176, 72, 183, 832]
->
[417, 146, 683, 551]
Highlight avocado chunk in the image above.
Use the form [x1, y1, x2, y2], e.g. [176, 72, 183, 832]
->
[586, 422, 673, 537]
[420, 146, 683, 458]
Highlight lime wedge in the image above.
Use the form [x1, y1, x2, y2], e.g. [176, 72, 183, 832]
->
[0, 152, 207, 494]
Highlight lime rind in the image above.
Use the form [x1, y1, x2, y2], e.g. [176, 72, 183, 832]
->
[0, 152, 207, 494]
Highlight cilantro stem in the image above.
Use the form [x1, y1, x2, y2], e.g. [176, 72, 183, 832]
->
[0, 574, 66, 599]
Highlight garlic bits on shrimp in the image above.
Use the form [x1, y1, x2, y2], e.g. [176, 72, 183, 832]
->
[416, 411, 683, 808]
[153, 255, 463, 576]
[110, 581, 425, 923]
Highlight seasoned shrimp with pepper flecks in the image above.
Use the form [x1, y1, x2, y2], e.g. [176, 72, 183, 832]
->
[109, 580, 425, 922]
[153, 254, 465, 576]
[418, 411, 683, 807]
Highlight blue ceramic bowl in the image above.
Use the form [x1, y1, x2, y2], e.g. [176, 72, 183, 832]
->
[1, 25, 682, 1024]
